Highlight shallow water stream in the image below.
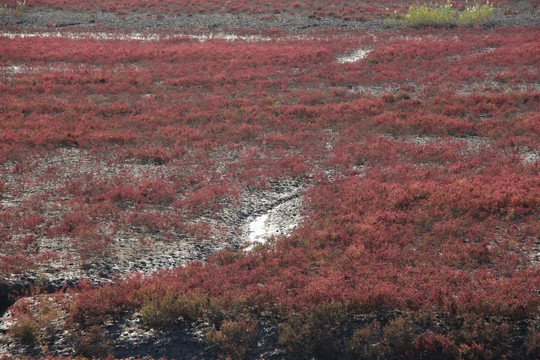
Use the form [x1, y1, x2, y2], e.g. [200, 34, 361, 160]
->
[245, 195, 303, 251]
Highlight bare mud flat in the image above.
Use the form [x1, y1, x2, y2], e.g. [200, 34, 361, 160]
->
[0, 148, 305, 304]
[0, 4, 539, 31]
[0, 166, 304, 357]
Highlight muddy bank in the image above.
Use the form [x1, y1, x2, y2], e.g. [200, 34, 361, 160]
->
[0, 172, 304, 296]
[0, 282, 20, 318]
[1, 6, 539, 31]
[0, 179, 304, 357]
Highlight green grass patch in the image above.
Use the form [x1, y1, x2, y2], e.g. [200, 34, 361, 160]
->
[391, 2, 494, 28]
[458, 2, 495, 26]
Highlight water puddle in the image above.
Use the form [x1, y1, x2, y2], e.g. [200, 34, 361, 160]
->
[0, 31, 272, 41]
[337, 48, 371, 63]
[244, 196, 302, 251]
[0, 31, 280, 42]
[248, 213, 270, 244]
[0, 30, 341, 44]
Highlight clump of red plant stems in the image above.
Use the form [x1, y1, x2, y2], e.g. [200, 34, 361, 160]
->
[0, 24, 538, 358]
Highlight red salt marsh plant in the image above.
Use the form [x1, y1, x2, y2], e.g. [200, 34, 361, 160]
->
[49, 160, 539, 357]
[0, 26, 538, 270]
[0, 24, 538, 358]
[1, 27, 538, 158]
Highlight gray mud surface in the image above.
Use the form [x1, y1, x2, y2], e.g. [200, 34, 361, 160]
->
[0, 168, 304, 304]
[0, 174, 303, 357]
[1, 5, 539, 31]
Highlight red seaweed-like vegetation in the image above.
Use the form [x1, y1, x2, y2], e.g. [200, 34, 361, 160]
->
[1, 23, 539, 358]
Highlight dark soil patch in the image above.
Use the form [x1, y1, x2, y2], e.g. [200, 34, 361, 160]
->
[1, 6, 539, 32]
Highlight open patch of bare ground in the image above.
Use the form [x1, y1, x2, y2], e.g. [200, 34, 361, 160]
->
[0, 2, 538, 31]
